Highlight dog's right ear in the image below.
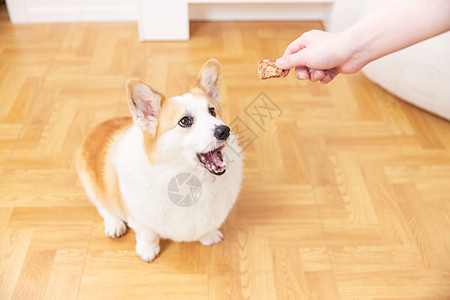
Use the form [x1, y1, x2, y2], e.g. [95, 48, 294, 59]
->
[126, 79, 164, 135]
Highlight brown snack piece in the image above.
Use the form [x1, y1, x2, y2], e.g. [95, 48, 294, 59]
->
[257, 59, 286, 80]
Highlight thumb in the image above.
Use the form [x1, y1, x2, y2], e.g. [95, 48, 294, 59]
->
[276, 51, 308, 70]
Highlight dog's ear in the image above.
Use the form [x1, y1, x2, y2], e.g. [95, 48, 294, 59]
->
[126, 79, 164, 135]
[196, 59, 222, 103]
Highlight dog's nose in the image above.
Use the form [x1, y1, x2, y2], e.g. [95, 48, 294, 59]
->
[214, 125, 230, 140]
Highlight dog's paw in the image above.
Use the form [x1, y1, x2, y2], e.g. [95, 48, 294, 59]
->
[104, 217, 127, 238]
[135, 242, 160, 263]
[199, 229, 223, 246]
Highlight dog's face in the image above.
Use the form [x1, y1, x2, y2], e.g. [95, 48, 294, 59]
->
[126, 59, 230, 175]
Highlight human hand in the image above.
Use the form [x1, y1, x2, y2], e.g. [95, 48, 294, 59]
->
[276, 30, 364, 84]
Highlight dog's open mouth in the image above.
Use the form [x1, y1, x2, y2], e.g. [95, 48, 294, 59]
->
[196, 144, 226, 176]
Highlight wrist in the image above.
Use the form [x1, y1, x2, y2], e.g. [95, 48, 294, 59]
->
[339, 26, 372, 73]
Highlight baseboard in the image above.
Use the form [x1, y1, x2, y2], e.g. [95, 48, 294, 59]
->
[189, 3, 332, 21]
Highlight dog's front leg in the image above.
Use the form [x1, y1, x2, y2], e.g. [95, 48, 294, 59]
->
[130, 221, 160, 262]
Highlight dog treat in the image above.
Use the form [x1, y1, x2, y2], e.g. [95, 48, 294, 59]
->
[257, 59, 286, 80]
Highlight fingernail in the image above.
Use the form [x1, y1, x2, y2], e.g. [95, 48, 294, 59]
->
[275, 58, 284, 68]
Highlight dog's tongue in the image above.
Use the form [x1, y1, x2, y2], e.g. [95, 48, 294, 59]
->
[209, 150, 223, 166]
[197, 145, 226, 175]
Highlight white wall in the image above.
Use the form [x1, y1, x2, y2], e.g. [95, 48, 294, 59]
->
[8, 0, 376, 40]
[6, 0, 338, 23]
[5, 0, 138, 23]
[324, 0, 386, 32]
[6, 0, 387, 40]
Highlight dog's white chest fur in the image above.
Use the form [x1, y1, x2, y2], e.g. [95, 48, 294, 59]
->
[114, 125, 243, 242]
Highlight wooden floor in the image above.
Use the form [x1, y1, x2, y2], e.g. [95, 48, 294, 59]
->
[1, 5, 450, 300]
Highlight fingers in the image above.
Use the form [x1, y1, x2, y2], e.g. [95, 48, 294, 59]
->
[308, 69, 324, 82]
[294, 66, 310, 80]
[320, 70, 338, 84]
[285, 66, 338, 83]
[320, 73, 333, 84]
[277, 30, 339, 83]
[276, 50, 308, 70]
[308, 69, 338, 84]
[283, 35, 307, 57]
[279, 29, 318, 67]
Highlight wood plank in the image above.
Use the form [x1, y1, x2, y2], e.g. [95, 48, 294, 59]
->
[1, 10, 449, 298]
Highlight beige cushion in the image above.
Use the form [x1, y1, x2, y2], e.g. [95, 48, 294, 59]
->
[362, 32, 450, 120]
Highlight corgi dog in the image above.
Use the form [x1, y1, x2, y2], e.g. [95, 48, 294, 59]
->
[76, 59, 243, 262]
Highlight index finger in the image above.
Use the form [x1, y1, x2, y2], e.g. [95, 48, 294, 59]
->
[283, 35, 307, 57]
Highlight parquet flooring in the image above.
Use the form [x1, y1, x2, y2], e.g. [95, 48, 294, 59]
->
[1, 4, 450, 299]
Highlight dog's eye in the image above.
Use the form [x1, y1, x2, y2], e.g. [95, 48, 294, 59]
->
[209, 107, 216, 117]
[178, 116, 193, 128]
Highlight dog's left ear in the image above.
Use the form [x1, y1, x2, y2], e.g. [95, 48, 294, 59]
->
[196, 59, 222, 103]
